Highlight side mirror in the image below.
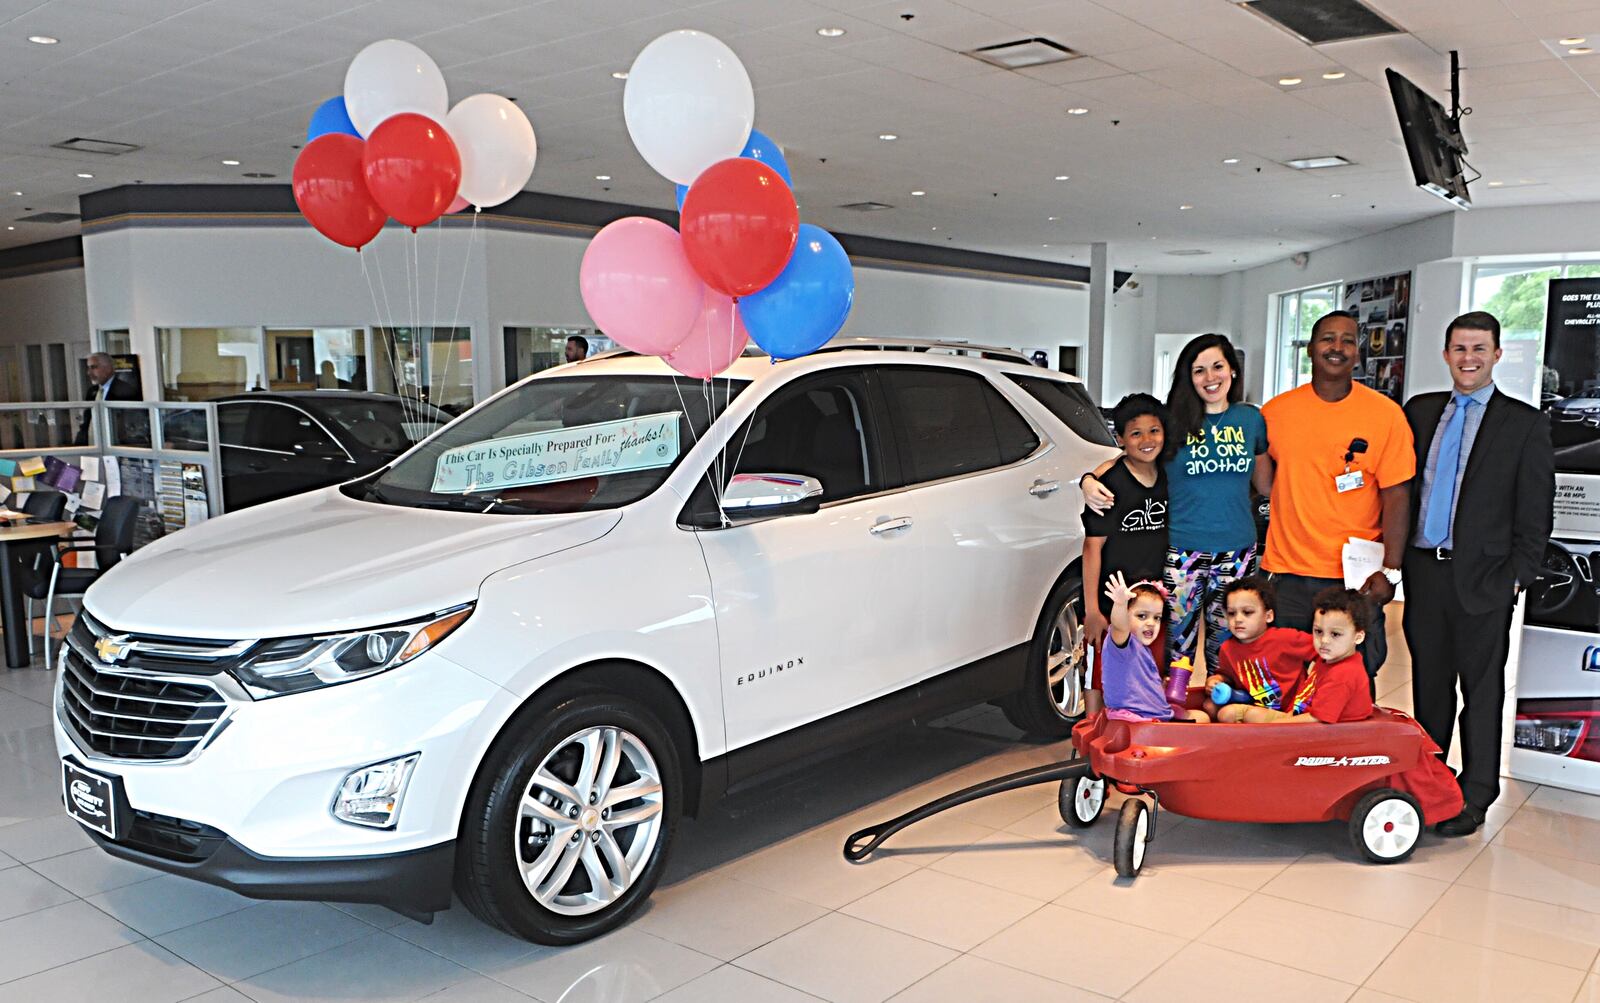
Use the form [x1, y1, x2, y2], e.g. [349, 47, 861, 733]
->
[721, 472, 824, 516]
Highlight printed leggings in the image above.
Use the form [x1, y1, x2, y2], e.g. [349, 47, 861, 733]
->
[1163, 544, 1258, 670]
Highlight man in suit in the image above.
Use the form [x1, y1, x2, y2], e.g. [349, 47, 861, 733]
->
[1402, 310, 1554, 836]
[75, 352, 141, 445]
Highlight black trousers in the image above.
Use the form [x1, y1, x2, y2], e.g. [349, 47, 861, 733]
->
[1268, 572, 1389, 680]
[1401, 550, 1513, 810]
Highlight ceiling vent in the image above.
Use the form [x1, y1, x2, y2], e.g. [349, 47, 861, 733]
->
[15, 212, 80, 223]
[1240, 0, 1402, 45]
[966, 37, 1080, 70]
[1283, 155, 1354, 170]
[839, 201, 895, 212]
[241, 172, 277, 179]
[1165, 249, 1212, 256]
[50, 137, 142, 156]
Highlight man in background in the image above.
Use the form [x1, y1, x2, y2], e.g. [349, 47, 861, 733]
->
[565, 335, 589, 364]
[75, 352, 141, 445]
[1402, 311, 1553, 836]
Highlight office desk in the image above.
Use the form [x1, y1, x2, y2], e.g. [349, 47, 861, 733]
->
[0, 521, 74, 668]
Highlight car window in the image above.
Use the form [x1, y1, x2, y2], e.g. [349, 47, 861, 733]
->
[681, 370, 883, 527]
[1006, 375, 1117, 447]
[877, 367, 1040, 485]
[217, 404, 249, 448]
[248, 402, 337, 452]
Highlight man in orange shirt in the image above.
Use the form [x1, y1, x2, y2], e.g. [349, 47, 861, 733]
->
[1260, 310, 1415, 680]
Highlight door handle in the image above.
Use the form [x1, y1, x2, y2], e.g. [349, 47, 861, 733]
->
[1029, 479, 1061, 497]
[870, 516, 913, 536]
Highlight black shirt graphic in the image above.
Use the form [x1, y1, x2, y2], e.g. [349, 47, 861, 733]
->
[1082, 458, 1170, 615]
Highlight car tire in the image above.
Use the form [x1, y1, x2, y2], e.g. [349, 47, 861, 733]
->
[1000, 575, 1087, 740]
[456, 692, 681, 945]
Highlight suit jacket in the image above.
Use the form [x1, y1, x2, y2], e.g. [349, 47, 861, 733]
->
[75, 375, 142, 444]
[1404, 388, 1554, 614]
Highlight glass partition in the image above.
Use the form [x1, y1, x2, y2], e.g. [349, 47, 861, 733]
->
[503, 326, 613, 383]
[372, 326, 473, 414]
[158, 327, 262, 400]
[265, 327, 367, 390]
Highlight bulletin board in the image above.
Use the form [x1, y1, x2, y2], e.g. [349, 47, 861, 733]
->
[1341, 271, 1412, 404]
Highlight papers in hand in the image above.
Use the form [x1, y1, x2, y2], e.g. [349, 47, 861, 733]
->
[1342, 537, 1385, 590]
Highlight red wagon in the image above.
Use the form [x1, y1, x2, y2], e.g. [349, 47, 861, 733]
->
[845, 703, 1461, 877]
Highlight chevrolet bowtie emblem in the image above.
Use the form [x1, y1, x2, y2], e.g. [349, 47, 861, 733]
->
[94, 634, 131, 664]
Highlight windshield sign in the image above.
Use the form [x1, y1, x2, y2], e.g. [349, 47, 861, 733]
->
[432, 412, 680, 493]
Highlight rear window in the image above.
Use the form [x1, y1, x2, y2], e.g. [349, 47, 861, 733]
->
[1007, 375, 1116, 446]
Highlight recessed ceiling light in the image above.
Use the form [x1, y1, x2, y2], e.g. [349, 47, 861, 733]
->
[1066, 107, 1089, 115]
[1330, 192, 1343, 198]
[1570, 46, 1594, 54]
[817, 26, 845, 37]
[878, 133, 897, 141]
[1179, 204, 1193, 210]
[5, 226, 12, 231]
[1488, 180, 1504, 187]
[76, 172, 93, 179]
[1561, 36, 1587, 45]
[9, 191, 20, 196]
[1047, 215, 1058, 220]
[611, 70, 628, 79]
[221, 159, 240, 166]
[27, 35, 58, 45]
[910, 190, 925, 196]
[1322, 70, 1346, 80]
[1041, 243, 1049, 247]
[594, 174, 611, 181]
[1278, 76, 1302, 86]
[1284, 155, 1353, 170]
[1222, 157, 1240, 164]
[931, 226, 938, 230]
[1054, 174, 1069, 181]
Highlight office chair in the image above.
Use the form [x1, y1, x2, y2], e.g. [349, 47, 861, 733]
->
[24, 496, 140, 666]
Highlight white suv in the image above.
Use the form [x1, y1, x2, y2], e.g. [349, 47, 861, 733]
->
[53, 343, 1117, 944]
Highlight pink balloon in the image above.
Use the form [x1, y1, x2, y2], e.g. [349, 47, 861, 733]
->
[665, 292, 749, 379]
[447, 194, 471, 213]
[579, 217, 704, 357]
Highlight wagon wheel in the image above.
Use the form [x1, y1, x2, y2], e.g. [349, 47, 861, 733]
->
[1059, 772, 1106, 828]
[1349, 788, 1423, 864]
[1113, 798, 1150, 878]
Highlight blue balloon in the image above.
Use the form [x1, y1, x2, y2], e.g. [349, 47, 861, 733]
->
[307, 96, 359, 143]
[742, 224, 854, 360]
[675, 183, 689, 210]
[741, 129, 791, 187]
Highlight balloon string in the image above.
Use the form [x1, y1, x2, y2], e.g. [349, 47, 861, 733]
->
[428, 214, 444, 407]
[670, 374, 723, 516]
[369, 237, 410, 423]
[436, 207, 478, 408]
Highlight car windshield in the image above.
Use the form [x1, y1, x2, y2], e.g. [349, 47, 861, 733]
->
[345, 375, 747, 514]
[313, 398, 450, 454]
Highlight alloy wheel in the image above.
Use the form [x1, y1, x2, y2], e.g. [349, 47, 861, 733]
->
[515, 725, 664, 916]
[1046, 597, 1087, 719]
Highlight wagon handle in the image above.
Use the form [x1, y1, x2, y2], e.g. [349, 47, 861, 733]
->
[843, 759, 1092, 862]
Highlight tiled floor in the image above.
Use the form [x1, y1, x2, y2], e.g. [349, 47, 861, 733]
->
[1, 611, 1598, 1002]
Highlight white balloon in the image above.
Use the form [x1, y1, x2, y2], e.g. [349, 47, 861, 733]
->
[344, 39, 448, 137]
[446, 94, 537, 208]
[623, 30, 753, 186]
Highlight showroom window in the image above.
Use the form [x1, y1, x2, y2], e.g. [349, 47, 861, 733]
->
[1271, 282, 1340, 396]
[503, 326, 615, 382]
[158, 327, 264, 401]
[877, 367, 1040, 485]
[264, 328, 367, 391]
[1469, 260, 1600, 404]
[372, 326, 474, 413]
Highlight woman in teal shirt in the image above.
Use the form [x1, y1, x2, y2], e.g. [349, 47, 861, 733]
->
[1083, 334, 1272, 668]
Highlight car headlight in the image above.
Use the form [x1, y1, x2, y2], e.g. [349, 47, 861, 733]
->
[232, 604, 473, 698]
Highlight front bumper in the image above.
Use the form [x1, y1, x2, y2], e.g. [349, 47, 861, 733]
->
[86, 823, 454, 918]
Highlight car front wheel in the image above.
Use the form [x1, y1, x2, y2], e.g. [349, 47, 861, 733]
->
[1001, 575, 1087, 740]
[456, 693, 680, 944]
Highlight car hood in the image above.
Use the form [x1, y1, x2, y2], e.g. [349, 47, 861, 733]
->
[85, 487, 621, 639]
[1553, 398, 1600, 411]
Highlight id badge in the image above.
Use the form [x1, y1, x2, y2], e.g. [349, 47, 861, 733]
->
[1335, 470, 1365, 493]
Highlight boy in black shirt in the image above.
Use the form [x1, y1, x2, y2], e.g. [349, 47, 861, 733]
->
[1082, 394, 1171, 716]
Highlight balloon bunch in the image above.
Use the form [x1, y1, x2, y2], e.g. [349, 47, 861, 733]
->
[292, 39, 538, 249]
[580, 30, 854, 380]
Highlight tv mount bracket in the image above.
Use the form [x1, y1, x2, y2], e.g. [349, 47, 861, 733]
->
[1445, 49, 1471, 156]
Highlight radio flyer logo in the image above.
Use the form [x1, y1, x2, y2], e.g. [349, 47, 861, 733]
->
[1294, 755, 1391, 767]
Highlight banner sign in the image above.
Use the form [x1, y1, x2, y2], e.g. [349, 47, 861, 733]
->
[431, 412, 680, 494]
[1544, 278, 1600, 479]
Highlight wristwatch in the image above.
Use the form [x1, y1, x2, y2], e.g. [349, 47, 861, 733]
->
[1381, 567, 1402, 586]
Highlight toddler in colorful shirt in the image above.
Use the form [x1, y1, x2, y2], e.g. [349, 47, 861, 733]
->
[1205, 575, 1315, 722]
[1241, 587, 1374, 725]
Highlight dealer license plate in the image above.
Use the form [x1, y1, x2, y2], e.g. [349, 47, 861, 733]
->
[62, 760, 121, 839]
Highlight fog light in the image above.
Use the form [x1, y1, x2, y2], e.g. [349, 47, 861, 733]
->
[333, 754, 419, 829]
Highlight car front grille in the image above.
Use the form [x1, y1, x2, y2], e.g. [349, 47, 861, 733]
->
[58, 614, 248, 762]
[122, 810, 229, 863]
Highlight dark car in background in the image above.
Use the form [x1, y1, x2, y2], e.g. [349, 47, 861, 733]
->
[168, 391, 451, 511]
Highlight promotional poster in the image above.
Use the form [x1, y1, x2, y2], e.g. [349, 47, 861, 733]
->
[1340, 271, 1411, 403]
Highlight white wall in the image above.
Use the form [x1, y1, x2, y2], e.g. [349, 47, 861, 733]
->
[0, 267, 90, 348]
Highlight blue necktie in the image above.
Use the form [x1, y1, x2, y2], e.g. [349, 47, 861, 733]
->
[1421, 395, 1473, 547]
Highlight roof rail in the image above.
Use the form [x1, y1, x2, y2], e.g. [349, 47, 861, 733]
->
[811, 337, 1033, 365]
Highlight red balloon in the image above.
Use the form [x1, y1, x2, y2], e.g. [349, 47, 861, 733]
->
[362, 112, 461, 229]
[680, 158, 799, 297]
[292, 134, 385, 249]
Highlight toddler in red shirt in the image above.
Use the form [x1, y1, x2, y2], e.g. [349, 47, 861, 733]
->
[1205, 576, 1316, 722]
[1241, 587, 1375, 724]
